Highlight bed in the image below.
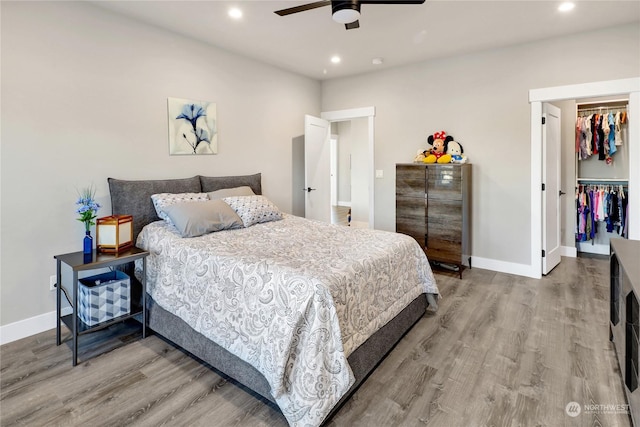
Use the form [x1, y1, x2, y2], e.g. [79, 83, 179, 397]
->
[108, 173, 438, 427]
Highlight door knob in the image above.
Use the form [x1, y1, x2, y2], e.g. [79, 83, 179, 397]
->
[559, 190, 566, 196]
[304, 187, 316, 193]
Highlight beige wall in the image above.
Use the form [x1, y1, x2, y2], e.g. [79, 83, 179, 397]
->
[336, 121, 352, 204]
[335, 118, 369, 224]
[345, 118, 369, 226]
[321, 24, 640, 267]
[0, 2, 320, 327]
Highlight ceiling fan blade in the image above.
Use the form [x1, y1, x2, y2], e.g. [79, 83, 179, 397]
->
[274, 1, 331, 16]
[359, 0, 425, 3]
[345, 20, 360, 30]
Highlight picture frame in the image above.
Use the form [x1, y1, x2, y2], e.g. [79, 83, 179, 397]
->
[167, 97, 217, 155]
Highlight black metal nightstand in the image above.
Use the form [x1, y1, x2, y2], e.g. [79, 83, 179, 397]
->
[54, 247, 149, 365]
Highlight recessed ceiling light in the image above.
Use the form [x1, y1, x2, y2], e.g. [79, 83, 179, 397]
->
[558, 2, 575, 12]
[331, 56, 341, 64]
[413, 29, 427, 44]
[372, 57, 384, 65]
[228, 8, 243, 19]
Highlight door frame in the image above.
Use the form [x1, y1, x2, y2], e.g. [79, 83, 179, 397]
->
[330, 135, 338, 207]
[321, 106, 375, 228]
[529, 77, 640, 279]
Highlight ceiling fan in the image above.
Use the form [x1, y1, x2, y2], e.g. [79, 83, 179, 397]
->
[274, 0, 426, 30]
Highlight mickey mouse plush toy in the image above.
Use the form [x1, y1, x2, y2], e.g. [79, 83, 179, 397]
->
[424, 131, 453, 164]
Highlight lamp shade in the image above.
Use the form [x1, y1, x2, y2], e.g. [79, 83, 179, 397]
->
[96, 215, 133, 254]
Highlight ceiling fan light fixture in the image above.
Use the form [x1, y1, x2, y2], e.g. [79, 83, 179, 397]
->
[333, 8, 360, 24]
[332, 1, 361, 24]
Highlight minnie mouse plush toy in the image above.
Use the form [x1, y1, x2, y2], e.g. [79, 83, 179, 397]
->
[424, 131, 453, 164]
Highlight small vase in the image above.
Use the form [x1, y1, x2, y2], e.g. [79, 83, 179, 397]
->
[83, 230, 93, 255]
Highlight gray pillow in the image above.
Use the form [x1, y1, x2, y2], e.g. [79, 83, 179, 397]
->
[150, 192, 209, 224]
[207, 186, 255, 200]
[163, 200, 243, 238]
[199, 173, 262, 195]
[108, 176, 201, 241]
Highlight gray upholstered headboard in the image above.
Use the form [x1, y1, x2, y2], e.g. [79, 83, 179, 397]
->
[108, 173, 262, 241]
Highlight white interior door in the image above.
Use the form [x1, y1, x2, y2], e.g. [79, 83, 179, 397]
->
[542, 103, 562, 275]
[304, 115, 331, 222]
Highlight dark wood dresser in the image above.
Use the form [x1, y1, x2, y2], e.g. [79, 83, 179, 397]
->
[610, 238, 640, 425]
[395, 163, 471, 277]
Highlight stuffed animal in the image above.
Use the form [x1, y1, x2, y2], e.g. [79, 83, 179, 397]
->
[446, 140, 468, 164]
[413, 149, 427, 163]
[424, 131, 453, 164]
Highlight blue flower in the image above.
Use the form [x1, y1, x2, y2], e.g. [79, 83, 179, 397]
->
[176, 103, 212, 154]
[195, 127, 210, 145]
[76, 185, 100, 231]
[176, 104, 206, 129]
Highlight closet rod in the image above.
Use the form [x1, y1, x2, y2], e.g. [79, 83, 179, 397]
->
[577, 183, 628, 187]
[578, 106, 627, 111]
[578, 108, 627, 113]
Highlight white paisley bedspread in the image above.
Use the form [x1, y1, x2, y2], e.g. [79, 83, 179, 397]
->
[136, 214, 437, 427]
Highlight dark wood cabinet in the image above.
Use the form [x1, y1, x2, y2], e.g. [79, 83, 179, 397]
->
[396, 163, 471, 277]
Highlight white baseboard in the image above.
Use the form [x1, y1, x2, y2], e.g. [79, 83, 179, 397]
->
[0, 307, 72, 346]
[560, 245, 577, 258]
[576, 242, 610, 255]
[337, 201, 351, 207]
[470, 256, 540, 279]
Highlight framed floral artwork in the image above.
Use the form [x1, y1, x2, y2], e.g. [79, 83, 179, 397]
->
[167, 97, 218, 155]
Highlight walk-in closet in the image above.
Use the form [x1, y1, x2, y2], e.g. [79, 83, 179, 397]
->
[575, 99, 630, 255]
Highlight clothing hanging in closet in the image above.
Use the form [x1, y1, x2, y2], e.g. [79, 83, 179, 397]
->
[575, 184, 629, 242]
[575, 108, 628, 163]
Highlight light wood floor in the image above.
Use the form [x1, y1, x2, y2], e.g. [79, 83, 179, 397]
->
[1, 256, 631, 426]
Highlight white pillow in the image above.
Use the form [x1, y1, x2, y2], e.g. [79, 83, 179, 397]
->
[151, 192, 209, 224]
[207, 186, 255, 200]
[222, 195, 282, 227]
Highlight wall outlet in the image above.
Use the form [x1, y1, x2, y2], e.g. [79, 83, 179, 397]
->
[49, 275, 56, 291]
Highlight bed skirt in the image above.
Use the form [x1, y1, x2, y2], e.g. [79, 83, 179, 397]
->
[147, 293, 428, 420]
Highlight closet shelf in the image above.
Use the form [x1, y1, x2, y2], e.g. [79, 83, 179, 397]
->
[577, 177, 628, 182]
[577, 100, 628, 112]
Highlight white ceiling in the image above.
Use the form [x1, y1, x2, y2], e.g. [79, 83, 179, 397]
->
[93, 0, 640, 81]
